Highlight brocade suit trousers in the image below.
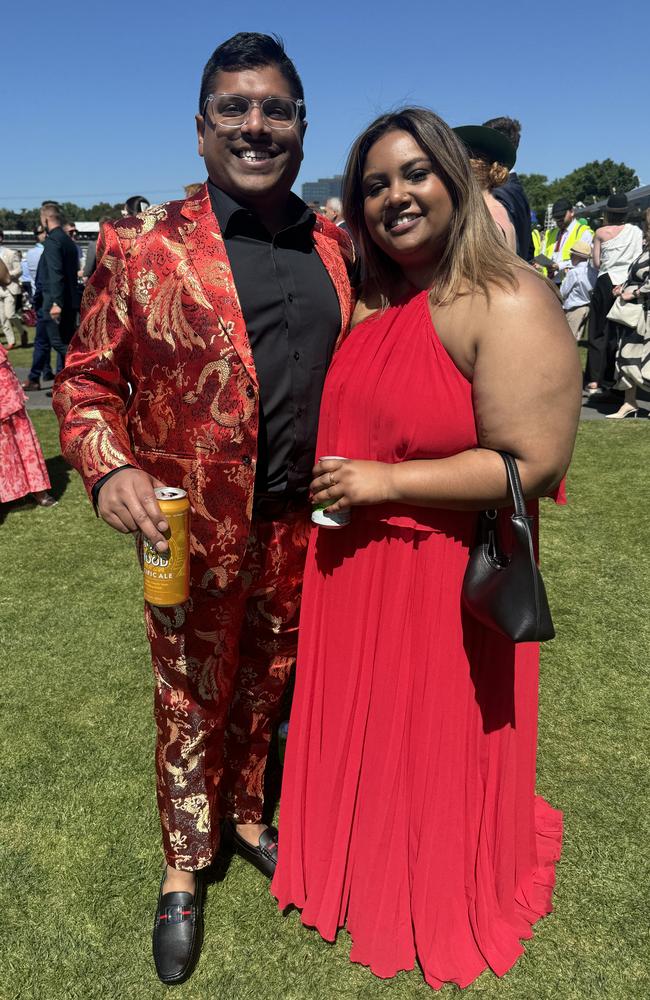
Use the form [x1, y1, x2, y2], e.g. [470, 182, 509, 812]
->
[146, 510, 311, 871]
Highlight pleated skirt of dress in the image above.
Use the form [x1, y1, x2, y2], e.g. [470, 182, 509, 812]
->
[272, 517, 562, 990]
[0, 408, 51, 503]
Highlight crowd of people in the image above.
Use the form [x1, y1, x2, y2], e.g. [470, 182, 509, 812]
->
[2, 28, 648, 994]
[536, 193, 648, 418]
[0, 195, 152, 509]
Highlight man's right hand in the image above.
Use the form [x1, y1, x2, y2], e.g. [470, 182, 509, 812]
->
[97, 468, 170, 551]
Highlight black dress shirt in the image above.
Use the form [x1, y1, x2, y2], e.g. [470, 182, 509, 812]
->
[209, 182, 341, 494]
[93, 186, 342, 509]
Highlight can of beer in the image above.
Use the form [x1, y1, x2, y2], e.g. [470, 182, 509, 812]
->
[143, 487, 190, 606]
[311, 455, 351, 529]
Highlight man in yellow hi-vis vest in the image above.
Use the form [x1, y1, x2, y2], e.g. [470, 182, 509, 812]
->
[541, 199, 594, 282]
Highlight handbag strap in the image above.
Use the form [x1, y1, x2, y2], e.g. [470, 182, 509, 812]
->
[497, 451, 528, 518]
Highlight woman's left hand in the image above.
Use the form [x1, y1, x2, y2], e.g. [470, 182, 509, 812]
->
[310, 458, 395, 512]
[620, 287, 637, 301]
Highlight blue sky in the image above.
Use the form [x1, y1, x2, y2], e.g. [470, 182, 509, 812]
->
[2, 0, 648, 209]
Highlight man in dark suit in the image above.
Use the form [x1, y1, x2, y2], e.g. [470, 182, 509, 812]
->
[39, 203, 80, 372]
[483, 117, 534, 262]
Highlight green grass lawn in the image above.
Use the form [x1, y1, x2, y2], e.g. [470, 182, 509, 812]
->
[1, 413, 648, 1000]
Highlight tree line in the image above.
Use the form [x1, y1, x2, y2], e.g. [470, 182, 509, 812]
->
[0, 159, 641, 232]
[0, 202, 125, 232]
[518, 159, 639, 220]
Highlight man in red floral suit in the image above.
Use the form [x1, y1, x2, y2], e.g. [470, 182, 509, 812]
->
[54, 33, 352, 985]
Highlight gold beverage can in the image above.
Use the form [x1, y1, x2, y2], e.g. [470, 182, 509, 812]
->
[143, 487, 190, 606]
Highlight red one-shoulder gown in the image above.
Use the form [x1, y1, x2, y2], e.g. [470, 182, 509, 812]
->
[272, 290, 563, 990]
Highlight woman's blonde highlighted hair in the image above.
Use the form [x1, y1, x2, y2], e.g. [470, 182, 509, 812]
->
[342, 107, 524, 305]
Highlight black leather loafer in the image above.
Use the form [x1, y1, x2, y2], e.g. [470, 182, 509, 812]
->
[222, 821, 278, 878]
[152, 872, 204, 985]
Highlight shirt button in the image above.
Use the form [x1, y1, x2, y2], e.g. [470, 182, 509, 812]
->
[296, 407, 303, 417]
[242, 455, 251, 465]
[293, 351, 300, 361]
[288, 293, 294, 303]
[246, 385, 255, 399]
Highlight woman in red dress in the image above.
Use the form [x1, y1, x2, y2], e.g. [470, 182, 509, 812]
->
[272, 109, 581, 989]
[0, 258, 55, 508]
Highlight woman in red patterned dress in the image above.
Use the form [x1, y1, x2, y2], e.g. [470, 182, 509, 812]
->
[0, 257, 55, 508]
[272, 109, 581, 989]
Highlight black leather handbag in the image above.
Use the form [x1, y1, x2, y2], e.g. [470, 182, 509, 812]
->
[462, 451, 555, 643]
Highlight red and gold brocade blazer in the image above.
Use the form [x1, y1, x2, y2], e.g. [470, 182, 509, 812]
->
[54, 184, 354, 591]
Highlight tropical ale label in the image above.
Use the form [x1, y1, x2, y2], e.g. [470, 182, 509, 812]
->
[143, 488, 190, 606]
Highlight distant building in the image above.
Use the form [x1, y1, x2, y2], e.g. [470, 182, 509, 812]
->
[301, 175, 343, 206]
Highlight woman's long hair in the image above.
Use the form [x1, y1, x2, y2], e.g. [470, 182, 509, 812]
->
[342, 107, 522, 305]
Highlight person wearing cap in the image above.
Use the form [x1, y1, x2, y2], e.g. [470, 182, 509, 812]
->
[584, 193, 643, 396]
[453, 124, 517, 251]
[559, 240, 597, 340]
[540, 200, 593, 282]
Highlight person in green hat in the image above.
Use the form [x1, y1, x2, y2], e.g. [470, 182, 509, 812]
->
[453, 124, 518, 252]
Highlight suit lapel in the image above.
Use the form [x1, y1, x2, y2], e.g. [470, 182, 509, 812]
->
[178, 184, 258, 387]
[313, 223, 353, 349]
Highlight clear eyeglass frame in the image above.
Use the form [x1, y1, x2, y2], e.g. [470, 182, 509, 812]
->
[203, 93, 305, 130]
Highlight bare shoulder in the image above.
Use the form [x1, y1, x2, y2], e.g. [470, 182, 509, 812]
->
[480, 268, 566, 336]
[595, 224, 620, 242]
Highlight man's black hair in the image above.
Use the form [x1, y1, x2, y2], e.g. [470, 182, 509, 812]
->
[199, 32, 305, 119]
[482, 116, 521, 152]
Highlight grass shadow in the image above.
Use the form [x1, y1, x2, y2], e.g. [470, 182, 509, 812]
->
[0, 496, 34, 525]
[46, 454, 73, 500]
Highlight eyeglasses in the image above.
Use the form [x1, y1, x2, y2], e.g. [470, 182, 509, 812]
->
[203, 93, 304, 130]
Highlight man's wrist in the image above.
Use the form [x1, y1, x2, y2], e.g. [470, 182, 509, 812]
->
[92, 465, 134, 512]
